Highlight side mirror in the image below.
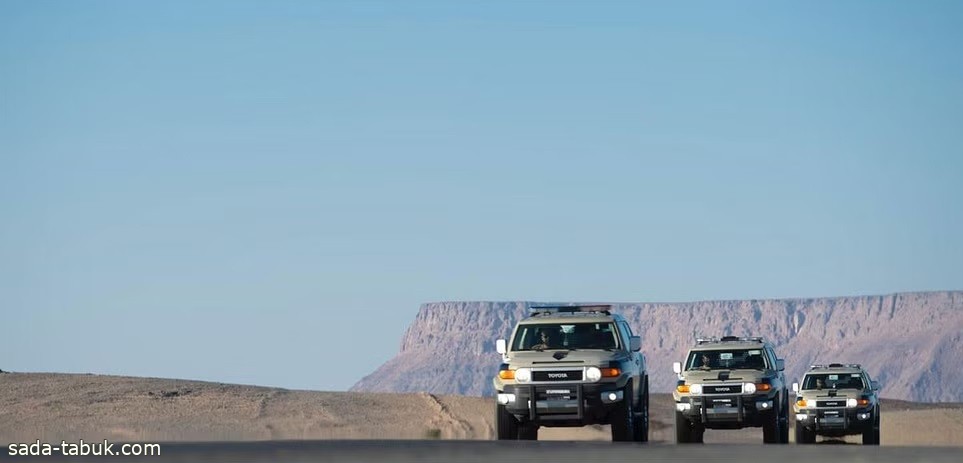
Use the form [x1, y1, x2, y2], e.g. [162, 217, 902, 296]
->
[792, 382, 799, 393]
[871, 380, 880, 391]
[629, 335, 641, 352]
[496, 339, 507, 355]
[672, 362, 682, 374]
[776, 359, 785, 371]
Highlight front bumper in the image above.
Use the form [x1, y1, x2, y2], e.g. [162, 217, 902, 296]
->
[794, 408, 874, 436]
[675, 393, 778, 428]
[499, 382, 627, 426]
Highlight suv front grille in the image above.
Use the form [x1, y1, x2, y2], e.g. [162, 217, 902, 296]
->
[703, 384, 743, 394]
[532, 370, 583, 381]
[816, 400, 846, 408]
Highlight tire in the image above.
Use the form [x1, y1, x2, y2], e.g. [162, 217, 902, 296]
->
[611, 385, 635, 442]
[495, 402, 518, 440]
[634, 378, 649, 443]
[795, 422, 816, 444]
[763, 410, 779, 444]
[518, 422, 539, 440]
[675, 410, 693, 444]
[692, 425, 705, 443]
[862, 406, 880, 445]
[779, 395, 790, 444]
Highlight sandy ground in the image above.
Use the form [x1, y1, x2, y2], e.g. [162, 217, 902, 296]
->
[2, 373, 961, 446]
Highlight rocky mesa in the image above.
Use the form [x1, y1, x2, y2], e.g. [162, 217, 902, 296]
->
[351, 291, 963, 402]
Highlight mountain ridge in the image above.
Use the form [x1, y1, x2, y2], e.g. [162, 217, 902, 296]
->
[352, 291, 963, 402]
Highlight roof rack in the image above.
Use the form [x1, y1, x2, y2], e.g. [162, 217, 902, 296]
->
[809, 363, 862, 370]
[696, 336, 764, 344]
[528, 304, 612, 316]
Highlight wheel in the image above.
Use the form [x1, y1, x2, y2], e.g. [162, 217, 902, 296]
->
[763, 410, 779, 443]
[495, 402, 518, 440]
[779, 395, 790, 444]
[794, 422, 816, 444]
[610, 385, 635, 442]
[862, 406, 880, 445]
[675, 410, 693, 443]
[633, 378, 649, 443]
[692, 425, 705, 443]
[518, 422, 539, 440]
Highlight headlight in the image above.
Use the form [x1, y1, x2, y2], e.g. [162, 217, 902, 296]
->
[690, 384, 703, 395]
[515, 368, 532, 383]
[846, 398, 858, 408]
[743, 382, 757, 394]
[586, 367, 602, 382]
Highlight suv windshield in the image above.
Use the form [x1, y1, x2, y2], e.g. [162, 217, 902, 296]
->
[802, 373, 865, 390]
[685, 349, 769, 370]
[511, 323, 619, 351]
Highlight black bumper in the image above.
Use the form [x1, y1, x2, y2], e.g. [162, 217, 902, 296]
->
[795, 408, 875, 436]
[677, 393, 779, 429]
[501, 382, 627, 426]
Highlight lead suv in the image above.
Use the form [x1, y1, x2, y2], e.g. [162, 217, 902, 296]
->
[672, 336, 790, 444]
[492, 305, 649, 442]
[792, 363, 881, 445]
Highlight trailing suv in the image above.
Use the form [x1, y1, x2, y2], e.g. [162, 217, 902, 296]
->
[672, 336, 790, 444]
[792, 363, 881, 445]
[492, 305, 649, 442]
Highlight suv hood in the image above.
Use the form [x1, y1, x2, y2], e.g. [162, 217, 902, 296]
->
[506, 349, 627, 367]
[682, 368, 773, 383]
[796, 389, 865, 400]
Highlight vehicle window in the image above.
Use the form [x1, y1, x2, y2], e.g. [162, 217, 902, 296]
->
[511, 323, 618, 351]
[685, 349, 770, 370]
[802, 373, 865, 390]
[765, 348, 778, 367]
[617, 322, 631, 350]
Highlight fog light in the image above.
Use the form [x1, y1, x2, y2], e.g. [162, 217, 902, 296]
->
[676, 403, 692, 412]
[756, 400, 773, 410]
[497, 393, 516, 405]
[601, 391, 623, 403]
[857, 413, 871, 420]
[796, 413, 809, 421]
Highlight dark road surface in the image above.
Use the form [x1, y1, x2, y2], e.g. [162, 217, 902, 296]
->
[6, 440, 962, 463]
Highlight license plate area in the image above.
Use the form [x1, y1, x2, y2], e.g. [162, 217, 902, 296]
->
[706, 397, 740, 415]
[543, 388, 575, 401]
[819, 410, 846, 427]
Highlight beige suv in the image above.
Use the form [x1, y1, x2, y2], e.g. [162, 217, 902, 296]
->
[492, 305, 649, 442]
[672, 336, 790, 444]
[792, 363, 881, 445]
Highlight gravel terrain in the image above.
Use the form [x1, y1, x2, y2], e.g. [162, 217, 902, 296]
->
[2, 373, 961, 446]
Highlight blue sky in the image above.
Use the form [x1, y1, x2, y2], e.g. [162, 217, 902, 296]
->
[2, 1, 961, 391]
